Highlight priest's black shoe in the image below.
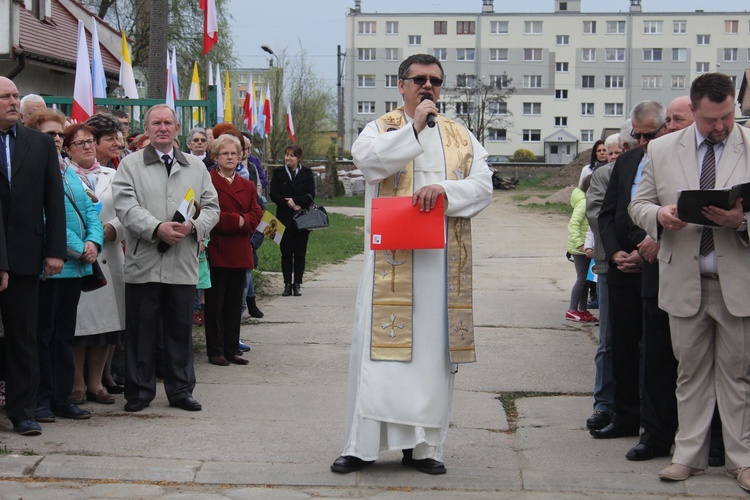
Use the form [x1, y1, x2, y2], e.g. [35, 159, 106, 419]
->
[169, 396, 202, 411]
[586, 410, 612, 430]
[590, 422, 639, 439]
[282, 284, 292, 296]
[709, 448, 725, 467]
[124, 398, 149, 412]
[626, 443, 671, 461]
[330, 455, 373, 473]
[401, 449, 447, 475]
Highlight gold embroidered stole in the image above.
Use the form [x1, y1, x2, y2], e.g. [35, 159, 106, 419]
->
[370, 107, 476, 364]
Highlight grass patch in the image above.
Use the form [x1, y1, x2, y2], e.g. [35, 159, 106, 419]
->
[319, 195, 365, 207]
[518, 173, 560, 190]
[498, 391, 585, 432]
[520, 202, 572, 216]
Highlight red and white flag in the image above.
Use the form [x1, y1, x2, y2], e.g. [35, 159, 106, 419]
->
[242, 75, 253, 131]
[285, 102, 296, 143]
[263, 82, 272, 135]
[71, 20, 94, 123]
[200, 0, 218, 55]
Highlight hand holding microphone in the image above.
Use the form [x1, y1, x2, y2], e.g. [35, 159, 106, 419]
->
[420, 95, 437, 129]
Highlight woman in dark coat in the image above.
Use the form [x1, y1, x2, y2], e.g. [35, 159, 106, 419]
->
[269, 145, 315, 296]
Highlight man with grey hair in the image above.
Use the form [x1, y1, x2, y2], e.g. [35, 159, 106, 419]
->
[592, 101, 667, 440]
[619, 119, 639, 151]
[19, 94, 46, 124]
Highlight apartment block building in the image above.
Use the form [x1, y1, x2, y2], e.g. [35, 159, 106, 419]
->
[344, 0, 750, 162]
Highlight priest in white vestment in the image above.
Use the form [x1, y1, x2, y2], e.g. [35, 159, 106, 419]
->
[331, 54, 493, 475]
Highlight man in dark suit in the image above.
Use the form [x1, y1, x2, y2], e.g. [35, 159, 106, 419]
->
[0, 77, 66, 436]
[594, 101, 666, 440]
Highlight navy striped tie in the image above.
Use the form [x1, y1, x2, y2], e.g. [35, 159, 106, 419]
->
[699, 140, 716, 256]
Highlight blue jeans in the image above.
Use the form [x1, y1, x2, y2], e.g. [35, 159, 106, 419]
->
[593, 274, 614, 414]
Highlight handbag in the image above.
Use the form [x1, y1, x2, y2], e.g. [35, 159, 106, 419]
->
[293, 204, 329, 230]
[63, 188, 107, 292]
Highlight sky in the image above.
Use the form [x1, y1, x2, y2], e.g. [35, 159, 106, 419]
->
[227, 0, 748, 86]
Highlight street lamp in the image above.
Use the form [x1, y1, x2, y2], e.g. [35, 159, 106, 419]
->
[261, 45, 283, 160]
[261, 45, 278, 67]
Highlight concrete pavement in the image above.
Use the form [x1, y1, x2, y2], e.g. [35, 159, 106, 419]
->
[0, 193, 745, 498]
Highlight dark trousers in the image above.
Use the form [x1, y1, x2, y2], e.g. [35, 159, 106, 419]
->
[609, 282, 643, 429]
[36, 278, 82, 411]
[124, 283, 196, 404]
[640, 296, 678, 448]
[204, 267, 245, 359]
[280, 227, 309, 284]
[0, 274, 40, 423]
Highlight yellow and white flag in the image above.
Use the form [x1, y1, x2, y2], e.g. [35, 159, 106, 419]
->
[257, 211, 285, 244]
[189, 61, 202, 125]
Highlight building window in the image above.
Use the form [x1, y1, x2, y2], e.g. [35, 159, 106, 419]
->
[433, 48, 447, 61]
[672, 48, 687, 62]
[385, 48, 399, 61]
[523, 75, 542, 88]
[748, 48, 750, 62]
[673, 20, 687, 34]
[581, 130, 594, 142]
[238, 90, 246, 99]
[523, 102, 542, 115]
[725, 20, 739, 34]
[643, 48, 663, 62]
[358, 21, 376, 35]
[555, 116, 568, 127]
[386, 21, 398, 34]
[385, 101, 398, 112]
[605, 75, 624, 88]
[408, 35, 421, 46]
[671, 75, 686, 89]
[605, 48, 625, 62]
[490, 75, 510, 88]
[457, 21, 475, 34]
[582, 48, 596, 62]
[385, 75, 398, 88]
[642, 75, 662, 88]
[556, 62, 569, 72]
[724, 48, 738, 62]
[456, 74, 477, 88]
[556, 35, 569, 45]
[490, 20, 509, 34]
[696, 62, 709, 73]
[358, 48, 376, 61]
[358, 101, 376, 114]
[487, 128, 507, 142]
[357, 75, 376, 88]
[490, 48, 508, 61]
[606, 20, 626, 34]
[455, 102, 476, 114]
[643, 20, 663, 34]
[581, 75, 595, 88]
[583, 21, 596, 34]
[457, 48, 475, 61]
[555, 89, 568, 100]
[604, 103, 624, 116]
[434, 21, 447, 34]
[489, 102, 508, 115]
[581, 103, 595, 115]
[696, 34, 710, 45]
[525, 21, 543, 34]
[523, 129, 541, 142]
[523, 48, 543, 61]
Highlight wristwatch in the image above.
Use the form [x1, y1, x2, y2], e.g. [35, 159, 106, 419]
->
[737, 215, 748, 232]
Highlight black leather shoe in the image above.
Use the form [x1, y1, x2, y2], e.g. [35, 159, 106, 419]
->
[124, 398, 150, 412]
[292, 284, 301, 296]
[169, 396, 202, 411]
[590, 422, 639, 439]
[586, 410, 612, 430]
[626, 443, 671, 461]
[282, 284, 292, 296]
[53, 403, 91, 420]
[330, 455, 373, 473]
[402, 455, 447, 475]
[709, 448, 725, 467]
[13, 419, 42, 436]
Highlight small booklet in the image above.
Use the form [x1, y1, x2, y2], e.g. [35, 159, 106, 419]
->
[158, 188, 196, 252]
[677, 182, 750, 226]
[370, 195, 445, 250]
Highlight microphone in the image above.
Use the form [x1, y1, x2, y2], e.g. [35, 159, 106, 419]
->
[421, 95, 437, 128]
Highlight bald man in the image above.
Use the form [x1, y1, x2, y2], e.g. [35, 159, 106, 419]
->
[665, 96, 693, 133]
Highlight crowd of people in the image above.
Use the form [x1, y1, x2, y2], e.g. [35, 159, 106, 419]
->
[0, 76, 313, 434]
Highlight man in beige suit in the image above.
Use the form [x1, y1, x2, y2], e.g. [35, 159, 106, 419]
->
[629, 73, 750, 492]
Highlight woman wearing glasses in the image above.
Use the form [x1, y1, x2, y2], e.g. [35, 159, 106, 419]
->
[32, 123, 104, 422]
[204, 134, 263, 366]
[187, 127, 209, 161]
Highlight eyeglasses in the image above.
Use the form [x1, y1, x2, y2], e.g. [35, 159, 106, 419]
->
[217, 151, 239, 158]
[71, 139, 95, 148]
[631, 123, 664, 141]
[403, 76, 443, 87]
[191, 138, 207, 143]
[45, 131, 65, 139]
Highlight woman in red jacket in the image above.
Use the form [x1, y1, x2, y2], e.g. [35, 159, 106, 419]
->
[205, 135, 263, 366]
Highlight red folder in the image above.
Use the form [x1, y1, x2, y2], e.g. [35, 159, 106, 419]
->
[370, 195, 446, 250]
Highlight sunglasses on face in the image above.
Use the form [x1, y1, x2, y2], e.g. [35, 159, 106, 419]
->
[403, 76, 443, 87]
[192, 138, 207, 143]
[631, 123, 664, 141]
[46, 131, 65, 139]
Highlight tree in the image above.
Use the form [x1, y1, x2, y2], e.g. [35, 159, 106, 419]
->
[442, 74, 515, 146]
